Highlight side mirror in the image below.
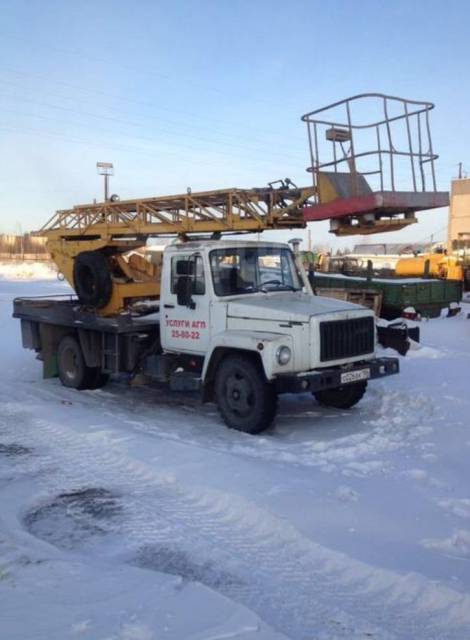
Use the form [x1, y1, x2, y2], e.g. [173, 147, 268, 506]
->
[176, 275, 196, 309]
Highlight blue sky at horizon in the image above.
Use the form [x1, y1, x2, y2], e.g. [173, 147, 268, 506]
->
[0, 0, 468, 249]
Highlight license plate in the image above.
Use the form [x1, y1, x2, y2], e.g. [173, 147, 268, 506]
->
[340, 368, 370, 384]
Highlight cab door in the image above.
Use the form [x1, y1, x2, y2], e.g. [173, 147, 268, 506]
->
[161, 252, 210, 354]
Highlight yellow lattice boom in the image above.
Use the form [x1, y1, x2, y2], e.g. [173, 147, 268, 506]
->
[39, 186, 314, 241]
[37, 186, 314, 316]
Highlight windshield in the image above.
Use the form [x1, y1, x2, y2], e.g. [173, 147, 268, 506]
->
[210, 246, 303, 297]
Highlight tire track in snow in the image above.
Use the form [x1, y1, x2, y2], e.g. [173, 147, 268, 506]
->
[1, 404, 390, 639]
[15, 378, 439, 477]
[2, 400, 470, 640]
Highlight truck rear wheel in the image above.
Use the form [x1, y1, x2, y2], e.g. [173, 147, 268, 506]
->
[214, 354, 277, 434]
[314, 381, 367, 409]
[57, 335, 107, 390]
[73, 251, 113, 308]
[86, 368, 110, 390]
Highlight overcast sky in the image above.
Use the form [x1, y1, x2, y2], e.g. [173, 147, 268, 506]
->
[0, 0, 467, 249]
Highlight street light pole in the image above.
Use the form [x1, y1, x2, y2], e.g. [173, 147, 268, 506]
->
[96, 162, 114, 202]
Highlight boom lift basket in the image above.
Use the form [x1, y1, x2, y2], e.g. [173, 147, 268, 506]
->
[301, 94, 449, 235]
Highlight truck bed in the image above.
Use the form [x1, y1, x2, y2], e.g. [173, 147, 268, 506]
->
[13, 295, 160, 334]
[13, 295, 161, 379]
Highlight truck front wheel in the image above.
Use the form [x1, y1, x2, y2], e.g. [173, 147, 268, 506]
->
[314, 381, 367, 409]
[214, 354, 277, 434]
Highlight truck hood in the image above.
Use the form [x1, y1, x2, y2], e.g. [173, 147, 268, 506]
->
[227, 292, 365, 323]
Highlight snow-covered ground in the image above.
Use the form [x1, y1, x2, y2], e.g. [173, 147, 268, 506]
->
[1, 268, 470, 639]
[0, 260, 57, 281]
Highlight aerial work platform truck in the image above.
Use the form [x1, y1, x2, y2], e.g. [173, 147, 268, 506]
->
[13, 95, 448, 433]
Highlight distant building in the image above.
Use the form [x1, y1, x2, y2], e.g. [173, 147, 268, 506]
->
[448, 178, 470, 251]
[352, 242, 428, 256]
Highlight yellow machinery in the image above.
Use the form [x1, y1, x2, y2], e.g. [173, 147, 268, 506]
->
[38, 185, 314, 315]
[395, 253, 464, 281]
[37, 94, 450, 315]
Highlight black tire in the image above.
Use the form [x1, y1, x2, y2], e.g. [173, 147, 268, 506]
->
[57, 335, 89, 390]
[73, 251, 113, 308]
[86, 369, 110, 390]
[314, 381, 367, 409]
[57, 335, 108, 391]
[214, 354, 277, 434]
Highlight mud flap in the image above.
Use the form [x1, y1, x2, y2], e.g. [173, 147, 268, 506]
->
[38, 323, 69, 378]
[42, 352, 59, 379]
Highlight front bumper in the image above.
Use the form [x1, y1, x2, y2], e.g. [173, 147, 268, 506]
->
[274, 357, 399, 394]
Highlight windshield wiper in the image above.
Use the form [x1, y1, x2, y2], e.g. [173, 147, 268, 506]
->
[259, 280, 298, 293]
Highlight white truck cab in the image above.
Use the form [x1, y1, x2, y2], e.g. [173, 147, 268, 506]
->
[154, 239, 398, 432]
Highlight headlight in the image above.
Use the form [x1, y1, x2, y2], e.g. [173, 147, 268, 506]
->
[276, 345, 291, 365]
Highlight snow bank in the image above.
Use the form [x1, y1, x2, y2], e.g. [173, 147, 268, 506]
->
[0, 261, 57, 280]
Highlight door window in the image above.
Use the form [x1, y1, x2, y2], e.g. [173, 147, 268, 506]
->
[171, 255, 205, 296]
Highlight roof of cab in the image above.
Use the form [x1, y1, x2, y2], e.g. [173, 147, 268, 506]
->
[164, 239, 291, 253]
